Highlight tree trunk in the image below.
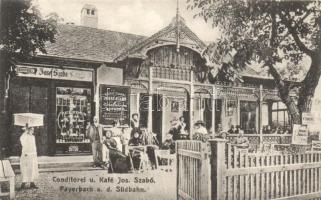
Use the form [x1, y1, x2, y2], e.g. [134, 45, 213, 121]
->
[277, 83, 301, 124]
[0, 56, 6, 159]
[267, 63, 301, 124]
[297, 54, 321, 113]
[0, 53, 10, 159]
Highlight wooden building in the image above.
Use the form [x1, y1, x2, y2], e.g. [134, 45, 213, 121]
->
[5, 5, 295, 157]
[6, 22, 145, 156]
[115, 15, 294, 144]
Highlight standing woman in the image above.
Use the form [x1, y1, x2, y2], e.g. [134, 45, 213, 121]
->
[20, 125, 39, 189]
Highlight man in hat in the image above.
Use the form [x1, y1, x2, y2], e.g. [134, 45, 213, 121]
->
[20, 125, 39, 189]
[169, 117, 180, 141]
[86, 116, 103, 167]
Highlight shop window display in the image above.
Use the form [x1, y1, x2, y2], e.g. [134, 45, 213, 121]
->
[56, 87, 91, 153]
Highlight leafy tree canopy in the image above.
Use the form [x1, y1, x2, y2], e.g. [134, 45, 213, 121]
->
[0, 0, 57, 64]
[189, 0, 321, 121]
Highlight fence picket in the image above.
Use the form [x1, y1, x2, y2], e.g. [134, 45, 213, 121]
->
[240, 152, 245, 200]
[177, 140, 321, 200]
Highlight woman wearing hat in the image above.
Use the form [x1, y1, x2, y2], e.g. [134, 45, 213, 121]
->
[194, 120, 208, 135]
[193, 120, 209, 142]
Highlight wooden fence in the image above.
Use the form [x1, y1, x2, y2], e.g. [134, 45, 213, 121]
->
[177, 139, 321, 200]
[176, 140, 211, 200]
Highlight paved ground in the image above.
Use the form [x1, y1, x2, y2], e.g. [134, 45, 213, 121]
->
[11, 169, 176, 200]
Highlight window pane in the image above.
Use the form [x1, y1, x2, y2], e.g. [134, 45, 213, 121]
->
[278, 102, 287, 109]
[272, 112, 278, 127]
[262, 104, 269, 126]
[278, 111, 285, 126]
[284, 111, 289, 126]
[272, 102, 278, 110]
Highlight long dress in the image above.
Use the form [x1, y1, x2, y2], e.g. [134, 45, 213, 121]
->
[20, 132, 39, 183]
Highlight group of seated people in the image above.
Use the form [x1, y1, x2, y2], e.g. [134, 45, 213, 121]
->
[216, 124, 249, 148]
[262, 125, 291, 134]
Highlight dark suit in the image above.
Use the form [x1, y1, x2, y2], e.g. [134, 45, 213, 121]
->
[86, 124, 103, 165]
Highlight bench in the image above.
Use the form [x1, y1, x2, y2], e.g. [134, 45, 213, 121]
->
[0, 160, 15, 199]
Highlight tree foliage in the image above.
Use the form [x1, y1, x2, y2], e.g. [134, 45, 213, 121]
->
[0, 0, 57, 67]
[188, 0, 321, 123]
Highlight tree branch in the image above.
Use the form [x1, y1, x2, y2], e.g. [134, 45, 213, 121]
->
[278, 9, 313, 44]
[279, 13, 314, 56]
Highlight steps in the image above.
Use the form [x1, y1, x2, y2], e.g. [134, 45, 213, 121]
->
[8, 156, 103, 173]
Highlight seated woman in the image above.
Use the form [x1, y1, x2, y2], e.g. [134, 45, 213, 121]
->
[193, 120, 210, 142]
[102, 130, 132, 173]
[101, 130, 117, 169]
[128, 131, 143, 170]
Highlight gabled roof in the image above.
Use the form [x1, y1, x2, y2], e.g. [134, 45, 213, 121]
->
[41, 24, 146, 63]
[115, 16, 207, 61]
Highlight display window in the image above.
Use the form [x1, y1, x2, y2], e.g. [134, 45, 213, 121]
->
[56, 87, 92, 152]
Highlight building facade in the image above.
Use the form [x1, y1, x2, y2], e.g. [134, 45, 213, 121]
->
[5, 5, 295, 157]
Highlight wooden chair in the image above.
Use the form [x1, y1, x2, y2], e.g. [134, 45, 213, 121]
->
[0, 160, 15, 200]
[128, 146, 150, 172]
[155, 149, 175, 172]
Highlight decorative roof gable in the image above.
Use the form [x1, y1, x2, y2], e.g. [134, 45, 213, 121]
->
[115, 16, 207, 61]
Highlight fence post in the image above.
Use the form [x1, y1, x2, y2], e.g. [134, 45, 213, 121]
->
[209, 138, 228, 200]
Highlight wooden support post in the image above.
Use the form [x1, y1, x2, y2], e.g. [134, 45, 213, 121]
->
[189, 70, 194, 139]
[209, 138, 227, 200]
[212, 85, 216, 136]
[136, 93, 140, 115]
[148, 67, 153, 132]
[9, 177, 14, 200]
[259, 84, 263, 151]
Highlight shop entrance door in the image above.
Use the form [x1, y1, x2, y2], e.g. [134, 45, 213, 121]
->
[9, 82, 49, 156]
[203, 98, 212, 130]
[152, 94, 162, 144]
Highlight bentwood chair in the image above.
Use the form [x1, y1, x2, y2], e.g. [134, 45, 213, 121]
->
[154, 149, 175, 172]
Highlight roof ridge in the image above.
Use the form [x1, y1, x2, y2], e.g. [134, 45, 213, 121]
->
[57, 23, 147, 38]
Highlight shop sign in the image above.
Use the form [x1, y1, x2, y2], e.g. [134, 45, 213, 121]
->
[99, 85, 130, 126]
[16, 65, 93, 82]
[302, 112, 314, 125]
[292, 124, 308, 145]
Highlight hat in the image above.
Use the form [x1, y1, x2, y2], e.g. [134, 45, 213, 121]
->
[194, 120, 205, 126]
[170, 117, 179, 125]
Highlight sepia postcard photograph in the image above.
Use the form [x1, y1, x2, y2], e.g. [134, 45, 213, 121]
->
[1, 0, 321, 199]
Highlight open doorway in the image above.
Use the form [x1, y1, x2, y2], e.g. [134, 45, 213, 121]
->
[139, 93, 149, 128]
[203, 98, 212, 130]
[152, 94, 162, 143]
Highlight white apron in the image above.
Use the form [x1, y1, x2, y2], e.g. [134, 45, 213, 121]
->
[20, 133, 39, 182]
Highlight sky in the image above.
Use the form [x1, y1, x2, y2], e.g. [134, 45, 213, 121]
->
[34, 0, 220, 42]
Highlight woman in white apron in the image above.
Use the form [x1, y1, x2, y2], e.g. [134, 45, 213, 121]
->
[20, 126, 39, 189]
